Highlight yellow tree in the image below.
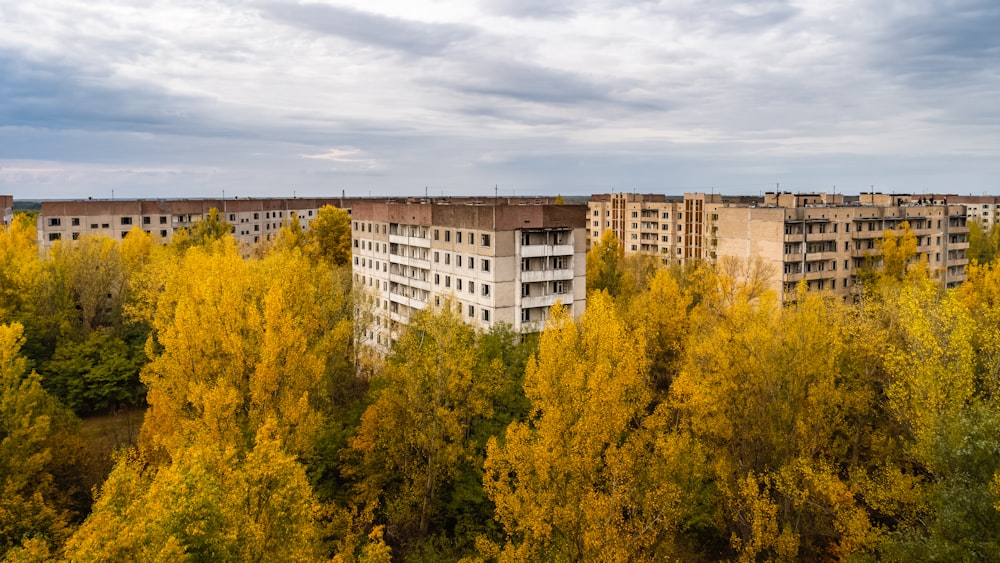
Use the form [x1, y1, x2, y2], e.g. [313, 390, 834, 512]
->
[671, 287, 878, 560]
[484, 294, 695, 561]
[139, 237, 339, 459]
[306, 205, 352, 266]
[64, 419, 321, 561]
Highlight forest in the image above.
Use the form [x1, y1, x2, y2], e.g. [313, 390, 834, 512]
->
[1, 207, 1000, 562]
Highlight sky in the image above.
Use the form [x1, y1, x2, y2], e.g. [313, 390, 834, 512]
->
[1, 0, 999, 200]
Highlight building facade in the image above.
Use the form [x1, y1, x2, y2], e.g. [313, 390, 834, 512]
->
[590, 191, 969, 301]
[34, 197, 354, 251]
[714, 193, 969, 299]
[350, 198, 587, 350]
[1, 195, 12, 228]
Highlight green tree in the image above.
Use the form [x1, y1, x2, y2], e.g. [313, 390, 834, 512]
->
[968, 219, 1000, 265]
[349, 303, 501, 553]
[0, 323, 84, 558]
[586, 230, 624, 296]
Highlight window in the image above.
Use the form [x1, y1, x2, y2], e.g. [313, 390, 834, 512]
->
[101, 223, 110, 229]
[71, 217, 80, 226]
[434, 229, 439, 240]
[457, 279, 463, 291]
[482, 309, 490, 322]
[457, 255, 463, 267]
[469, 281, 475, 294]
[160, 230, 167, 238]
[48, 233, 61, 241]
[445, 276, 451, 288]
[71, 232, 79, 240]
[481, 234, 490, 247]
[553, 256, 566, 269]
[468, 305, 475, 318]
[445, 253, 451, 265]
[119, 216, 130, 225]
[631, 211, 638, 218]
[521, 258, 530, 271]
[521, 231, 530, 245]
[457, 232, 462, 244]
[554, 281, 565, 293]
[521, 309, 530, 322]
[468, 232, 474, 245]
[445, 230, 451, 242]
[593, 210, 598, 216]
[48, 218, 61, 226]
[522, 283, 530, 297]
[121, 231, 129, 238]
[142, 216, 150, 225]
[467, 257, 474, 269]
[482, 259, 490, 272]
[482, 284, 490, 297]
[434, 251, 439, 263]
[228, 214, 236, 221]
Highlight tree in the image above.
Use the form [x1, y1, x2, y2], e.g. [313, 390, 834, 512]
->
[306, 205, 352, 266]
[65, 421, 321, 561]
[670, 288, 879, 560]
[484, 294, 696, 561]
[586, 230, 624, 296]
[968, 219, 1000, 265]
[171, 208, 232, 251]
[349, 303, 501, 553]
[0, 323, 83, 558]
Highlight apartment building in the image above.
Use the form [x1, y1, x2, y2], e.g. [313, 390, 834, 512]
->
[35, 197, 354, 251]
[714, 192, 969, 300]
[350, 198, 586, 350]
[1, 195, 12, 228]
[921, 194, 1000, 230]
[587, 192, 760, 263]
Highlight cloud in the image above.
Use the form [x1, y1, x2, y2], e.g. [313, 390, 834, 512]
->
[300, 147, 379, 169]
[257, 2, 477, 56]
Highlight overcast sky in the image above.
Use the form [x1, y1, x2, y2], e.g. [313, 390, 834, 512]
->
[2, 0, 999, 199]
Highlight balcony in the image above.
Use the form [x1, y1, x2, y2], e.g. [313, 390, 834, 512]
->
[388, 234, 431, 248]
[521, 294, 563, 309]
[521, 269, 575, 283]
[388, 254, 431, 270]
[520, 244, 574, 258]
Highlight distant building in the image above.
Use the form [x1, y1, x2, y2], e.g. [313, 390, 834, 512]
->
[715, 193, 969, 300]
[922, 194, 1000, 230]
[34, 197, 355, 251]
[1, 195, 12, 228]
[589, 191, 970, 300]
[349, 197, 587, 350]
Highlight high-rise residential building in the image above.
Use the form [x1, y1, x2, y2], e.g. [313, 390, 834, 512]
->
[587, 192, 759, 263]
[922, 194, 1000, 230]
[349, 198, 587, 350]
[1, 195, 12, 228]
[590, 191, 969, 301]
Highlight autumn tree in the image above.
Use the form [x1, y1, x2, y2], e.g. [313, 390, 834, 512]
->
[349, 303, 501, 554]
[586, 230, 624, 296]
[306, 205, 352, 266]
[170, 208, 232, 251]
[671, 287, 879, 560]
[968, 219, 1000, 265]
[485, 295, 698, 561]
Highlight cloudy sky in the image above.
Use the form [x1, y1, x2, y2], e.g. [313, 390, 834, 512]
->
[2, 0, 999, 199]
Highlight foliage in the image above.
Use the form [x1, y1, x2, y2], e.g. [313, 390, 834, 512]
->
[0, 323, 87, 559]
[307, 205, 353, 266]
[349, 303, 502, 555]
[968, 219, 1000, 265]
